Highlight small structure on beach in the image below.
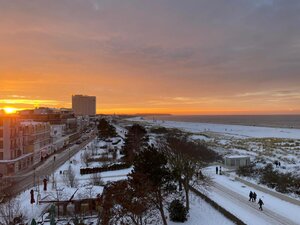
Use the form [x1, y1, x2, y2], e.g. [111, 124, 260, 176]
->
[224, 155, 250, 169]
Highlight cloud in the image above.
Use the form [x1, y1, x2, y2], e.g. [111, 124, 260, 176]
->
[1, 0, 300, 114]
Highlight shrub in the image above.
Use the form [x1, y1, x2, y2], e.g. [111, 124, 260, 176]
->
[237, 164, 256, 177]
[150, 126, 169, 134]
[80, 163, 130, 175]
[168, 199, 188, 222]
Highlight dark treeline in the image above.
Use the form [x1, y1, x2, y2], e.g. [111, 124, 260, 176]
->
[97, 118, 117, 139]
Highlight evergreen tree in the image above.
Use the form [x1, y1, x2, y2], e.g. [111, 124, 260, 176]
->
[122, 124, 148, 164]
[131, 147, 174, 225]
[97, 118, 117, 139]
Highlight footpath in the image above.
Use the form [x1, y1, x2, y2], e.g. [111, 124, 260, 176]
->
[192, 166, 300, 225]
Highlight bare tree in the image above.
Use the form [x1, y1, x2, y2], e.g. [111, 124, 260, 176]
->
[64, 165, 78, 188]
[81, 150, 91, 167]
[165, 136, 214, 211]
[0, 198, 24, 225]
[90, 173, 105, 186]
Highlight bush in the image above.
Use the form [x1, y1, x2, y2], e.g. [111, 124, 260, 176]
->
[168, 199, 188, 222]
[237, 164, 256, 177]
[150, 126, 169, 134]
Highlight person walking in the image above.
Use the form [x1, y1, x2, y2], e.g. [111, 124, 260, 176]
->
[258, 198, 264, 211]
[216, 166, 219, 175]
[249, 191, 253, 201]
[253, 192, 257, 202]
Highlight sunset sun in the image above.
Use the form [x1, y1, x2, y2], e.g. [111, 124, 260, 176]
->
[3, 107, 17, 114]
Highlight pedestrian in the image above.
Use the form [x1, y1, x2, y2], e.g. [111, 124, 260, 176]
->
[278, 161, 281, 167]
[253, 192, 257, 202]
[216, 166, 219, 175]
[219, 166, 222, 175]
[249, 191, 253, 201]
[258, 198, 264, 211]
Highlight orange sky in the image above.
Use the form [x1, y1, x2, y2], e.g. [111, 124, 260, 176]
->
[1, 1, 300, 115]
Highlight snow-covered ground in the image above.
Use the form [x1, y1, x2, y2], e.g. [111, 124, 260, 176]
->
[129, 117, 300, 180]
[168, 192, 234, 225]
[200, 166, 300, 225]
[130, 117, 300, 139]
[125, 117, 300, 224]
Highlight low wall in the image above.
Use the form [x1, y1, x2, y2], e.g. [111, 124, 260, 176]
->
[190, 186, 247, 225]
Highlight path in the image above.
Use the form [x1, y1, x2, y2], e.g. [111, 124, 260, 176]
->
[211, 182, 298, 225]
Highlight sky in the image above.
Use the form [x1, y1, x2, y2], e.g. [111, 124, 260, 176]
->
[0, 0, 300, 115]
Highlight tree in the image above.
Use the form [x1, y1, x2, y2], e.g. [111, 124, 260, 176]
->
[98, 119, 117, 140]
[64, 165, 77, 188]
[101, 175, 158, 225]
[90, 173, 104, 186]
[81, 150, 91, 167]
[165, 136, 214, 210]
[131, 147, 174, 225]
[122, 124, 148, 164]
[0, 198, 24, 225]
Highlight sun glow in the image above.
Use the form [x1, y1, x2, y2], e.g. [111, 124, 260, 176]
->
[3, 107, 18, 114]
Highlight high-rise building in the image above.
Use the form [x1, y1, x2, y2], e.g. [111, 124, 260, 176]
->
[72, 95, 96, 116]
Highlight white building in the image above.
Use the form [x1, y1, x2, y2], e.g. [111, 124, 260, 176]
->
[224, 155, 251, 169]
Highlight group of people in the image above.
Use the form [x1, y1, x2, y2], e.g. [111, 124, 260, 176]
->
[274, 160, 281, 168]
[249, 191, 264, 211]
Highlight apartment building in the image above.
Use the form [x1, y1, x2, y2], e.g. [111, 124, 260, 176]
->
[72, 95, 96, 116]
[0, 114, 27, 175]
[0, 113, 53, 175]
[21, 121, 52, 164]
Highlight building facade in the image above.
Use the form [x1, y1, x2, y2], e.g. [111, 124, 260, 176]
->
[0, 113, 54, 175]
[21, 121, 52, 164]
[72, 95, 96, 116]
[224, 155, 251, 169]
[0, 114, 27, 175]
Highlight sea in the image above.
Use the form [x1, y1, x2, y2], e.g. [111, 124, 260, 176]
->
[146, 115, 300, 129]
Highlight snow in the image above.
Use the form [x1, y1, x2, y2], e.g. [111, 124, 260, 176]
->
[130, 117, 300, 180]
[129, 117, 300, 139]
[225, 155, 250, 159]
[6, 137, 130, 224]
[168, 192, 234, 225]
[201, 166, 300, 225]
[189, 134, 211, 142]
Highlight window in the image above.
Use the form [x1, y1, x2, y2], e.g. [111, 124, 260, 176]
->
[0, 152, 3, 160]
[0, 140, 3, 149]
[0, 129, 3, 137]
[0, 118, 3, 126]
